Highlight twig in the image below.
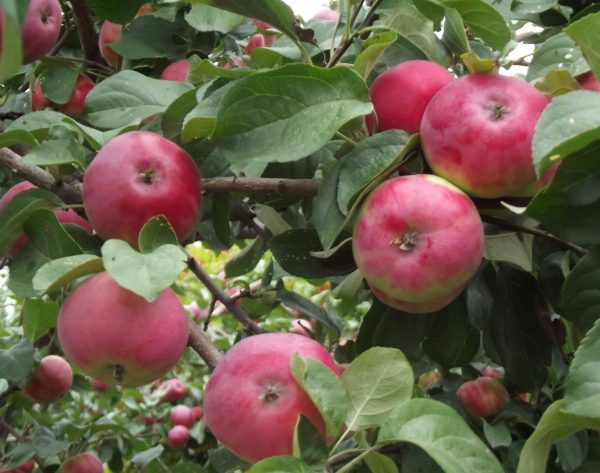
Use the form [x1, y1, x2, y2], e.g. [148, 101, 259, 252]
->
[56, 55, 112, 72]
[0, 112, 24, 120]
[202, 177, 320, 197]
[188, 321, 223, 370]
[70, 0, 102, 64]
[0, 419, 45, 469]
[49, 24, 77, 56]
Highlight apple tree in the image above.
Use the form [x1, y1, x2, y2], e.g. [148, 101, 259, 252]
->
[1, 0, 600, 472]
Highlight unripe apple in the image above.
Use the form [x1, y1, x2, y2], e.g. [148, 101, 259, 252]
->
[366, 60, 453, 134]
[170, 405, 195, 427]
[32, 73, 94, 115]
[57, 272, 190, 387]
[24, 355, 73, 403]
[204, 332, 343, 463]
[577, 71, 600, 92]
[352, 174, 484, 313]
[82, 131, 201, 248]
[421, 72, 550, 198]
[168, 425, 190, 449]
[191, 406, 203, 421]
[157, 378, 187, 402]
[312, 7, 339, 21]
[457, 376, 510, 418]
[160, 59, 190, 81]
[57, 452, 103, 473]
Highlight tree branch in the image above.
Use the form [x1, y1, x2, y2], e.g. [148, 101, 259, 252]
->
[0, 419, 45, 469]
[188, 321, 222, 370]
[70, 0, 102, 64]
[202, 177, 320, 197]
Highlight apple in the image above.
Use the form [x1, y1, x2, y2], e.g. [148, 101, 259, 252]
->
[170, 405, 195, 428]
[82, 131, 201, 248]
[57, 272, 190, 387]
[160, 59, 190, 81]
[24, 355, 73, 403]
[0, 460, 35, 473]
[89, 377, 110, 392]
[352, 174, 484, 313]
[244, 34, 266, 54]
[420, 72, 550, 198]
[291, 318, 316, 337]
[577, 71, 600, 92]
[0, 0, 62, 64]
[203, 332, 343, 463]
[57, 452, 103, 473]
[32, 73, 94, 115]
[251, 18, 271, 30]
[168, 425, 190, 449]
[366, 60, 453, 134]
[457, 376, 510, 418]
[157, 378, 187, 402]
[191, 406, 203, 421]
[482, 365, 503, 380]
[312, 7, 339, 21]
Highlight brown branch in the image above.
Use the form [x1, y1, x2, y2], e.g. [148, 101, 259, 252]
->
[70, 0, 102, 63]
[0, 419, 45, 469]
[188, 321, 222, 370]
[202, 177, 320, 197]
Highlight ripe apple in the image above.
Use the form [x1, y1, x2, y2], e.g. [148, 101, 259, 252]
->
[89, 377, 110, 392]
[57, 272, 190, 387]
[160, 59, 190, 81]
[244, 34, 266, 54]
[168, 425, 190, 449]
[420, 72, 550, 198]
[0, 460, 35, 473]
[366, 60, 453, 134]
[24, 355, 73, 403]
[57, 453, 103, 473]
[82, 131, 201, 248]
[482, 365, 503, 380]
[251, 18, 271, 30]
[191, 406, 203, 421]
[170, 405, 195, 428]
[577, 71, 600, 92]
[352, 174, 484, 313]
[157, 378, 187, 402]
[32, 73, 94, 115]
[457, 376, 510, 418]
[203, 332, 343, 463]
[312, 7, 339, 21]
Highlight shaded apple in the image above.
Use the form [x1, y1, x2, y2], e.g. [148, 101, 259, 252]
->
[577, 71, 600, 92]
[457, 376, 509, 418]
[24, 355, 73, 403]
[160, 59, 190, 82]
[191, 406, 203, 421]
[157, 378, 187, 402]
[57, 452, 103, 473]
[168, 425, 190, 449]
[170, 405, 195, 428]
[32, 73, 94, 115]
[89, 377, 110, 392]
[312, 7, 339, 21]
[0, 459, 35, 473]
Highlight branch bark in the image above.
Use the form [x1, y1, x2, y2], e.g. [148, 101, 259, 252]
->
[202, 177, 320, 197]
[70, 0, 102, 64]
[188, 321, 223, 370]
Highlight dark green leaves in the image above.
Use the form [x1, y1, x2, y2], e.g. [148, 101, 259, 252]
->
[565, 11, 600, 80]
[562, 246, 600, 332]
[526, 33, 588, 83]
[0, 339, 34, 387]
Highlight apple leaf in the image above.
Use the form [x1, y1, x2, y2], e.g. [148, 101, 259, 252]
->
[292, 415, 329, 465]
[290, 353, 348, 438]
[0, 0, 23, 82]
[484, 233, 534, 272]
[246, 456, 313, 473]
[101, 240, 187, 302]
[512, 0, 557, 15]
[311, 159, 346, 252]
[131, 445, 164, 469]
[182, 82, 234, 143]
[277, 290, 342, 334]
[39, 67, 79, 105]
[33, 254, 104, 295]
[224, 237, 268, 278]
[385, 2, 441, 61]
[23, 209, 83, 259]
[86, 0, 147, 23]
[162, 89, 198, 139]
[526, 33, 588, 83]
[7, 243, 51, 298]
[378, 399, 504, 473]
[0, 339, 34, 387]
[354, 31, 398, 80]
[565, 11, 600, 81]
[188, 58, 254, 83]
[364, 451, 399, 473]
[442, 8, 470, 55]
[138, 216, 179, 253]
[0, 129, 39, 148]
[342, 347, 414, 431]
[22, 299, 59, 343]
[22, 134, 87, 168]
[185, 4, 245, 33]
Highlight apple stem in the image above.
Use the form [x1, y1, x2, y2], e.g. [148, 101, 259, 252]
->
[389, 230, 419, 251]
[112, 364, 125, 383]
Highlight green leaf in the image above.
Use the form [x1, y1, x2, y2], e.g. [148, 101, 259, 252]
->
[512, 0, 557, 15]
[364, 451, 399, 473]
[138, 216, 179, 253]
[22, 299, 59, 342]
[0, 339, 34, 387]
[225, 237, 268, 278]
[162, 89, 198, 139]
[385, 2, 441, 60]
[484, 233, 533, 272]
[354, 31, 398, 79]
[23, 209, 83, 259]
[292, 416, 328, 465]
[188, 58, 254, 83]
[0, 129, 39, 148]
[101, 240, 187, 301]
[86, 0, 148, 23]
[33, 254, 104, 294]
[343, 347, 414, 431]
[378, 399, 504, 473]
[132, 446, 164, 469]
[39, 67, 79, 105]
[247, 456, 313, 473]
[290, 354, 348, 438]
[82, 70, 194, 129]
[185, 4, 245, 32]
[565, 11, 600, 81]
[535, 70, 580, 97]
[211, 64, 372, 173]
[0, 1, 22, 82]
[278, 290, 342, 334]
[483, 420, 512, 448]
[22, 135, 86, 168]
[255, 204, 292, 236]
[311, 159, 346, 251]
[7, 243, 51, 298]
[460, 52, 497, 73]
[211, 194, 234, 247]
[526, 33, 588, 83]
[182, 82, 234, 142]
[442, 8, 470, 55]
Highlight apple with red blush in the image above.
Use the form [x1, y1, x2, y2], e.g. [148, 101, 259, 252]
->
[170, 405, 195, 428]
[57, 453, 103, 473]
[168, 425, 190, 449]
[457, 376, 510, 418]
[32, 73, 94, 116]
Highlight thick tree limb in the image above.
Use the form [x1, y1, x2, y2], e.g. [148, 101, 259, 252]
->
[70, 0, 102, 64]
[202, 177, 320, 197]
[188, 321, 223, 370]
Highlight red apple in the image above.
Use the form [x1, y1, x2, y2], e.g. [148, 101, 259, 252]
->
[82, 131, 201, 248]
[251, 18, 271, 30]
[24, 355, 73, 403]
[420, 72, 550, 198]
[170, 405, 195, 427]
[57, 453, 103, 473]
[244, 34, 266, 54]
[191, 406, 203, 421]
[366, 60, 452, 134]
[352, 174, 484, 313]
[89, 377, 110, 392]
[312, 7, 339, 21]
[32, 73, 94, 115]
[0, 460, 35, 473]
[482, 365, 503, 380]
[157, 378, 187, 402]
[203, 332, 343, 463]
[160, 59, 190, 81]
[457, 376, 510, 418]
[168, 425, 190, 449]
[57, 272, 190, 387]
[577, 71, 600, 92]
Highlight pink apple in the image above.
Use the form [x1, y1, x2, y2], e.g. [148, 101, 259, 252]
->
[482, 365, 503, 380]
[421, 72, 550, 198]
[366, 60, 452, 134]
[577, 71, 600, 92]
[191, 406, 203, 421]
[57, 272, 190, 387]
[457, 376, 510, 418]
[168, 425, 190, 449]
[0, 460, 35, 473]
[32, 73, 94, 115]
[57, 453, 103, 473]
[89, 377, 110, 392]
[170, 405, 195, 427]
[312, 7, 339, 21]
[203, 332, 343, 463]
[291, 319, 316, 337]
[82, 131, 201, 248]
[251, 18, 271, 30]
[244, 34, 266, 54]
[24, 355, 73, 403]
[157, 378, 187, 402]
[352, 174, 484, 313]
[160, 59, 190, 81]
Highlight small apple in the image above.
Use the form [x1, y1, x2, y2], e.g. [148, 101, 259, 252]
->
[89, 377, 110, 392]
[32, 73, 94, 115]
[203, 332, 343, 463]
[168, 425, 190, 449]
[251, 18, 271, 30]
[244, 34, 266, 54]
[312, 7, 339, 21]
[577, 71, 600, 92]
[139, 415, 155, 426]
[191, 406, 203, 421]
[420, 72, 550, 198]
[57, 272, 190, 387]
[366, 60, 453, 134]
[457, 376, 509, 418]
[157, 378, 187, 402]
[352, 174, 484, 313]
[170, 405, 195, 428]
[57, 452, 103, 473]
[82, 131, 201, 248]
[24, 355, 73, 403]
[160, 59, 190, 82]
[0, 460, 35, 473]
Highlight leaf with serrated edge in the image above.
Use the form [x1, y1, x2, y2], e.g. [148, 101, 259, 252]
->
[33, 255, 104, 294]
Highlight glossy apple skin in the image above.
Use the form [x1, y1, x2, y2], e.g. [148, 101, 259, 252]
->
[98, 20, 123, 67]
[82, 131, 201, 248]
[204, 332, 343, 463]
[366, 60, 452, 134]
[353, 175, 483, 313]
[577, 71, 600, 92]
[168, 425, 190, 449]
[170, 405, 195, 427]
[160, 59, 190, 81]
[191, 406, 203, 420]
[57, 453, 103, 473]
[24, 355, 73, 403]
[312, 7, 339, 21]
[421, 73, 550, 198]
[57, 272, 190, 387]
[158, 378, 187, 402]
[457, 376, 510, 418]
[32, 74, 94, 115]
